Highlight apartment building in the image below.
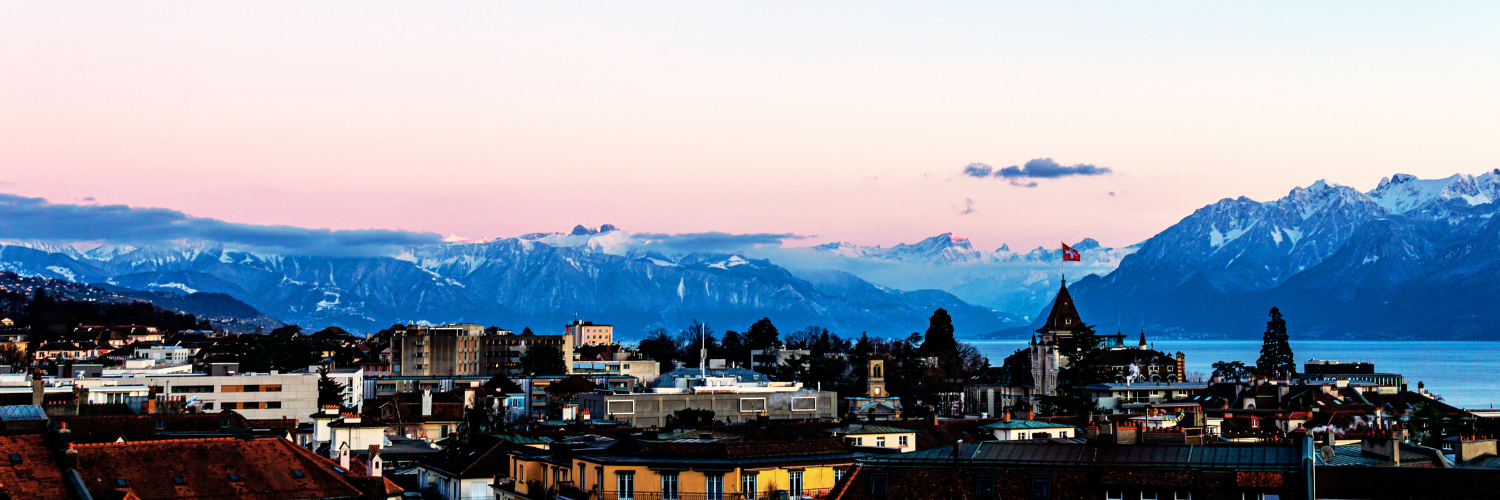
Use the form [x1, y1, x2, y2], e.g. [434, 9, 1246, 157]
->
[565, 320, 613, 347]
[391, 324, 574, 378]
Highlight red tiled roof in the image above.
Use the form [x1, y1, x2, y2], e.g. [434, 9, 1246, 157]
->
[73, 436, 396, 500]
[54, 412, 253, 444]
[0, 434, 70, 500]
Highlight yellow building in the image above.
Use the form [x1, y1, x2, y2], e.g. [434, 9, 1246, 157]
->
[499, 438, 862, 500]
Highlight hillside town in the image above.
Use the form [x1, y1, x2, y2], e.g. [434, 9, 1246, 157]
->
[0, 280, 1493, 500]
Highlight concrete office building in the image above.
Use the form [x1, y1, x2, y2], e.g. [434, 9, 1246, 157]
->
[113, 370, 320, 421]
[390, 324, 575, 378]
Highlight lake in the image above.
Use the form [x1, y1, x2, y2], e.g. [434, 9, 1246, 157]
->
[970, 340, 1500, 409]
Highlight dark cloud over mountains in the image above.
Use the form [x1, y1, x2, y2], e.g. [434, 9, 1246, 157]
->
[962, 158, 1113, 187]
[0, 192, 441, 256]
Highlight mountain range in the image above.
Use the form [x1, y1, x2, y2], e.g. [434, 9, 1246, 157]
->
[1068, 170, 1500, 339]
[1, 170, 1496, 340]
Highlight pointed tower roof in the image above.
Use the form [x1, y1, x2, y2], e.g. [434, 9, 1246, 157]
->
[1036, 279, 1088, 335]
[1138, 330, 1148, 349]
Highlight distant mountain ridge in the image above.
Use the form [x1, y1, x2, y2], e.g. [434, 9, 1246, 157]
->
[0, 233, 1022, 339]
[1068, 170, 1500, 339]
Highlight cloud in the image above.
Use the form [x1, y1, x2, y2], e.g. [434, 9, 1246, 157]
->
[0, 193, 441, 256]
[634, 231, 810, 253]
[79, 197, 96, 203]
[956, 198, 976, 215]
[960, 158, 1112, 187]
[997, 158, 1111, 178]
[961, 163, 994, 178]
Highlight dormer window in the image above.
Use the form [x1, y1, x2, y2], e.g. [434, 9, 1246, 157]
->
[171, 477, 186, 486]
[8, 454, 21, 464]
[228, 474, 242, 482]
[293, 470, 305, 478]
[116, 479, 128, 487]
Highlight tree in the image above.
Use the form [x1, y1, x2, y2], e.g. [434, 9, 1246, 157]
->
[720, 330, 745, 364]
[1256, 308, 1295, 378]
[1035, 327, 1110, 415]
[316, 364, 348, 408]
[919, 309, 960, 372]
[521, 344, 566, 375]
[220, 334, 318, 373]
[744, 318, 781, 351]
[1408, 402, 1467, 445]
[521, 327, 533, 335]
[666, 408, 715, 428]
[637, 328, 680, 373]
[1211, 361, 1251, 382]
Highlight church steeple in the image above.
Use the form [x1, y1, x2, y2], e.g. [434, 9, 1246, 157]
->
[1138, 329, 1148, 349]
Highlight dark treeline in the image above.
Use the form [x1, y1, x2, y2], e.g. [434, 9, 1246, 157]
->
[6, 289, 211, 344]
[635, 309, 990, 418]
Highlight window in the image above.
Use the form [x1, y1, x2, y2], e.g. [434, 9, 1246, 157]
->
[977, 474, 996, 499]
[170, 385, 214, 393]
[171, 477, 186, 486]
[706, 474, 724, 500]
[1017, 433, 1027, 439]
[597, 467, 604, 493]
[441, 424, 450, 437]
[789, 470, 803, 497]
[115, 479, 128, 487]
[870, 472, 889, 497]
[1174, 493, 1192, 500]
[617, 472, 635, 500]
[742, 473, 758, 500]
[739, 398, 767, 413]
[1106, 492, 1124, 500]
[876, 437, 886, 447]
[899, 436, 909, 447]
[835, 468, 846, 482]
[852, 437, 863, 446]
[1031, 475, 1051, 499]
[7, 454, 20, 464]
[228, 474, 242, 482]
[292, 470, 304, 478]
[203, 403, 214, 410]
[267, 401, 281, 409]
[1141, 492, 1159, 500]
[791, 397, 817, 411]
[661, 472, 680, 500]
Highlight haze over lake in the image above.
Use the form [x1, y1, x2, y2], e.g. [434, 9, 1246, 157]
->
[972, 340, 1500, 409]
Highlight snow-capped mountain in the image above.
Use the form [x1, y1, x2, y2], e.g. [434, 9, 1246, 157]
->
[1070, 169, 1500, 339]
[783, 235, 1136, 323]
[0, 231, 1020, 338]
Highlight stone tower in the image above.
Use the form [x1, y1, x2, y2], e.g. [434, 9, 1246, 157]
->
[1030, 279, 1094, 401]
[867, 358, 887, 398]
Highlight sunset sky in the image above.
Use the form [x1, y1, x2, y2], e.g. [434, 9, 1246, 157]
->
[3, 2, 1498, 252]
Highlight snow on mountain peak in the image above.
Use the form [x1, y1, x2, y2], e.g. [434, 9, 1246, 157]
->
[1368, 172, 1499, 215]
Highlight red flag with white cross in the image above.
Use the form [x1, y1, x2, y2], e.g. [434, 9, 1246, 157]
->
[1061, 242, 1081, 261]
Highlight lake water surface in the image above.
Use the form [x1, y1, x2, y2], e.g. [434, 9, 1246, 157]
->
[970, 340, 1500, 409]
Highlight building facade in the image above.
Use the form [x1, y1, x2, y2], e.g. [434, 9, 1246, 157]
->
[565, 320, 613, 347]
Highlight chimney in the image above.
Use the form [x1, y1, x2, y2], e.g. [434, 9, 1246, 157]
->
[339, 445, 351, 470]
[421, 389, 433, 417]
[464, 387, 476, 410]
[31, 370, 44, 406]
[952, 439, 963, 458]
[1027, 410, 1035, 421]
[1003, 411, 1011, 423]
[58, 421, 72, 448]
[59, 443, 77, 470]
[368, 445, 383, 477]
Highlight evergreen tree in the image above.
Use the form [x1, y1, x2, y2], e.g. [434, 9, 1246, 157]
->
[744, 317, 781, 350]
[919, 309, 960, 371]
[1256, 308, 1295, 378]
[316, 365, 348, 408]
[720, 330, 745, 364]
[521, 327, 534, 335]
[637, 328, 680, 373]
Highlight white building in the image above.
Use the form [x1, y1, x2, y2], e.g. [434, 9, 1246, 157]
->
[134, 346, 197, 364]
[980, 417, 1078, 441]
[113, 371, 319, 421]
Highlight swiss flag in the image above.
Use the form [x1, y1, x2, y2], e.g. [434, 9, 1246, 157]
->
[1061, 242, 1081, 261]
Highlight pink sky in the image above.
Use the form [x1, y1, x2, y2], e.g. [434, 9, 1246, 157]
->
[3, 3, 1498, 251]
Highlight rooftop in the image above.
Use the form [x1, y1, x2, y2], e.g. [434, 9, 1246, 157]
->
[865, 441, 1300, 471]
[980, 419, 1078, 431]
